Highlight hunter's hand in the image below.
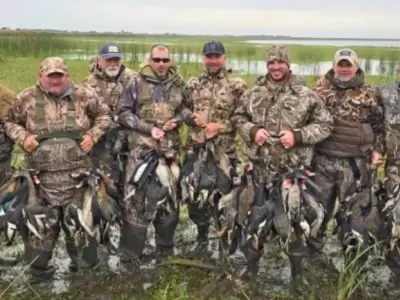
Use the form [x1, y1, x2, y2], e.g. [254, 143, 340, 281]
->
[254, 129, 269, 145]
[204, 122, 222, 139]
[151, 127, 165, 140]
[80, 135, 94, 153]
[279, 130, 295, 149]
[162, 119, 177, 131]
[23, 134, 38, 152]
[192, 113, 206, 128]
[371, 151, 383, 168]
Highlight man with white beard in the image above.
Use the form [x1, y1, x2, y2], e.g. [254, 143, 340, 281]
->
[82, 42, 137, 254]
[83, 42, 136, 194]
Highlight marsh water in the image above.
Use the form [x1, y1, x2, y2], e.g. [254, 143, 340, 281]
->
[1, 214, 400, 300]
[66, 51, 400, 78]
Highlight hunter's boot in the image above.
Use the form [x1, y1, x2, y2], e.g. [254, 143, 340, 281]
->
[191, 224, 210, 257]
[241, 246, 263, 281]
[119, 220, 147, 264]
[154, 208, 179, 260]
[24, 244, 55, 283]
[289, 254, 304, 282]
[66, 235, 99, 272]
[386, 247, 400, 278]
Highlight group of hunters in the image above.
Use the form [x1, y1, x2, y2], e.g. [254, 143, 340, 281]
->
[0, 39, 400, 285]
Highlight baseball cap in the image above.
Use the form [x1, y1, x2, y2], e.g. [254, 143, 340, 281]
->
[334, 48, 359, 65]
[40, 57, 68, 75]
[203, 40, 225, 55]
[99, 41, 123, 59]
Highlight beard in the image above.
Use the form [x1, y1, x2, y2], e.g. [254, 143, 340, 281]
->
[105, 67, 120, 77]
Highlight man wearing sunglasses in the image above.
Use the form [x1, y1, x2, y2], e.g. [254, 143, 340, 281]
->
[183, 40, 248, 254]
[83, 42, 137, 195]
[118, 44, 192, 262]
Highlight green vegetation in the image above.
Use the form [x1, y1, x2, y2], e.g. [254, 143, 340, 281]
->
[0, 30, 399, 300]
[1, 31, 400, 67]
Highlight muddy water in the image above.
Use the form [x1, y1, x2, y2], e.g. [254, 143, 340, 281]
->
[0, 216, 399, 300]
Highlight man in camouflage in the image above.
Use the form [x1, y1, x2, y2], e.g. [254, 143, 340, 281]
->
[378, 69, 400, 277]
[118, 44, 191, 260]
[313, 49, 385, 251]
[83, 42, 136, 192]
[184, 40, 247, 253]
[3, 57, 110, 281]
[232, 45, 333, 278]
[0, 84, 15, 187]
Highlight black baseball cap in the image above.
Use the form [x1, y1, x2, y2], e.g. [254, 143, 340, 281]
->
[203, 40, 225, 55]
[99, 41, 123, 59]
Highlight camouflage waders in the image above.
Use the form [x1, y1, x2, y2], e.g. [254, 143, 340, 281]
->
[24, 88, 98, 281]
[119, 78, 182, 261]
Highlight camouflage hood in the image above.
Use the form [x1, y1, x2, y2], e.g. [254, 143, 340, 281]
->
[139, 64, 184, 87]
[93, 64, 127, 83]
[323, 68, 365, 89]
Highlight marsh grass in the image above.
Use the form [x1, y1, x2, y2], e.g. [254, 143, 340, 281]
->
[1, 31, 400, 63]
[335, 242, 384, 300]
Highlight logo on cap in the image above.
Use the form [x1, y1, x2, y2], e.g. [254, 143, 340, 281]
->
[339, 50, 352, 56]
[108, 46, 119, 53]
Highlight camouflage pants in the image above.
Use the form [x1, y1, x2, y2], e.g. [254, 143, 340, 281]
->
[382, 159, 400, 276]
[119, 149, 180, 261]
[38, 169, 87, 206]
[312, 154, 370, 236]
[23, 205, 98, 280]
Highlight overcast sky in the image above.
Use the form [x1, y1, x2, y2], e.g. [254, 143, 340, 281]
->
[2, 0, 398, 38]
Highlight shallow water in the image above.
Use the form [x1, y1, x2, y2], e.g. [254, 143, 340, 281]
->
[0, 217, 399, 300]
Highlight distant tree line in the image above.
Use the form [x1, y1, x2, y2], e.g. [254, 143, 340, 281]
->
[0, 27, 399, 41]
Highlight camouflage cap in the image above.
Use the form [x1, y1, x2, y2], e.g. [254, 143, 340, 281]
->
[266, 44, 290, 65]
[40, 57, 68, 75]
[334, 48, 359, 65]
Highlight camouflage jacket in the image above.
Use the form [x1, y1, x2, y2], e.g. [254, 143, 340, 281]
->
[379, 82, 400, 161]
[0, 84, 15, 186]
[118, 64, 191, 154]
[83, 65, 137, 118]
[185, 68, 247, 155]
[233, 74, 333, 169]
[3, 83, 110, 171]
[314, 69, 386, 156]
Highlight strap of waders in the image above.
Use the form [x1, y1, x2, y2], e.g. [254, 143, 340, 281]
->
[35, 86, 76, 133]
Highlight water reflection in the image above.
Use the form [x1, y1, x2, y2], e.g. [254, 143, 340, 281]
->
[244, 39, 400, 47]
[65, 52, 399, 77]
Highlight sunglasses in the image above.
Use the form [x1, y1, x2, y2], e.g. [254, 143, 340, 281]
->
[151, 57, 170, 63]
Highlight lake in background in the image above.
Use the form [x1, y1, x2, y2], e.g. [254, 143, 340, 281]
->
[244, 39, 400, 47]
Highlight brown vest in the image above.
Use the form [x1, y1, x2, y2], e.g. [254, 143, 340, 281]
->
[316, 116, 374, 158]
